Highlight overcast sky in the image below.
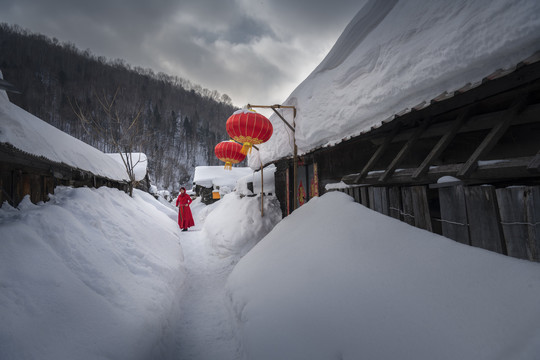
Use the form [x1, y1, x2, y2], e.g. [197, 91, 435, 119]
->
[0, 0, 365, 108]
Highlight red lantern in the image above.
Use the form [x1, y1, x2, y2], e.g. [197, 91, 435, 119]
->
[226, 109, 273, 155]
[214, 140, 246, 170]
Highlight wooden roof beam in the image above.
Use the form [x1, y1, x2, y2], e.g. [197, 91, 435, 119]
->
[379, 119, 430, 182]
[412, 108, 470, 180]
[457, 96, 529, 178]
[351, 123, 402, 183]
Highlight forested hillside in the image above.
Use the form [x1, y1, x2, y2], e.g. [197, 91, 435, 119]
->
[0, 23, 240, 191]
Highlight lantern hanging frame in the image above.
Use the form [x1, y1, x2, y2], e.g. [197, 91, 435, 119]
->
[246, 104, 298, 213]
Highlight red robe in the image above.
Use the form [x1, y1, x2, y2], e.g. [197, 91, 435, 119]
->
[176, 193, 195, 229]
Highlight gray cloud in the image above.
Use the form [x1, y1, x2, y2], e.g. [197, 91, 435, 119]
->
[0, 0, 363, 107]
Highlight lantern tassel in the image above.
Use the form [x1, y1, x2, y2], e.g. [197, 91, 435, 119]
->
[224, 162, 232, 170]
[241, 142, 252, 155]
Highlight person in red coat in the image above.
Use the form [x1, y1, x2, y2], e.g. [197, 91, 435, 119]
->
[176, 187, 194, 231]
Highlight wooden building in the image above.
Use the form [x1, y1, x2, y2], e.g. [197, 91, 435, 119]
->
[0, 143, 128, 207]
[272, 53, 540, 262]
[0, 80, 132, 208]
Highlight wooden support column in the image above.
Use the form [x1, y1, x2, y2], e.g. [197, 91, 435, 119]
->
[411, 186, 432, 232]
[464, 185, 506, 255]
[401, 187, 416, 227]
[388, 186, 402, 220]
[457, 97, 528, 178]
[400, 186, 433, 231]
[438, 185, 470, 245]
[379, 120, 430, 182]
[496, 186, 540, 261]
[360, 186, 369, 207]
[413, 109, 469, 180]
[368, 186, 389, 215]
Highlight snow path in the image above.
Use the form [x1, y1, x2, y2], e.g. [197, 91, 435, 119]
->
[172, 206, 243, 360]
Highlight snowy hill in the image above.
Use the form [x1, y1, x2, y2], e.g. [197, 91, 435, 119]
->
[250, 0, 540, 167]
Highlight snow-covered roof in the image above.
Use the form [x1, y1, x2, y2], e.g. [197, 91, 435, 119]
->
[193, 166, 253, 189]
[104, 153, 148, 182]
[250, 0, 540, 167]
[0, 71, 129, 181]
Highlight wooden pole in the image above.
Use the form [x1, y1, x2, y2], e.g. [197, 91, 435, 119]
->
[260, 162, 264, 217]
[247, 104, 297, 211]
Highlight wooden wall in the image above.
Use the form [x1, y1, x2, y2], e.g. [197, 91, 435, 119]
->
[335, 184, 540, 262]
[0, 146, 129, 208]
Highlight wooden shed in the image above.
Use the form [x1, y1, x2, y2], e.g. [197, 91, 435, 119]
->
[0, 84, 131, 208]
[0, 143, 128, 207]
[272, 53, 540, 262]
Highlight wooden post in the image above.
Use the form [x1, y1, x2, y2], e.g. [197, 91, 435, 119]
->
[496, 186, 540, 261]
[527, 186, 540, 261]
[411, 186, 432, 231]
[438, 185, 470, 245]
[368, 186, 388, 215]
[373, 187, 389, 215]
[388, 186, 402, 220]
[360, 186, 369, 207]
[401, 187, 416, 227]
[248, 104, 297, 210]
[260, 162, 264, 217]
[353, 187, 361, 203]
[464, 185, 506, 254]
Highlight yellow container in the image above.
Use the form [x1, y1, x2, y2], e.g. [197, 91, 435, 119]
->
[212, 191, 221, 199]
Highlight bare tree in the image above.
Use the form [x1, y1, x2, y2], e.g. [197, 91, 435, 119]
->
[72, 88, 146, 196]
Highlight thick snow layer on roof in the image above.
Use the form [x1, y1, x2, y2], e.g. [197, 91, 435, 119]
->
[237, 164, 276, 195]
[104, 153, 148, 182]
[0, 80, 129, 181]
[250, 0, 540, 167]
[193, 166, 253, 189]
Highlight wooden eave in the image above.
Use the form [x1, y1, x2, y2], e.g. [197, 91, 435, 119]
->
[330, 53, 540, 187]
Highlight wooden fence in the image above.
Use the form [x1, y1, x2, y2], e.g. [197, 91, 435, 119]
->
[334, 184, 540, 262]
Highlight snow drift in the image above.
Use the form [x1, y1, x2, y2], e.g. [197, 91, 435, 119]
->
[0, 187, 185, 360]
[227, 191, 540, 359]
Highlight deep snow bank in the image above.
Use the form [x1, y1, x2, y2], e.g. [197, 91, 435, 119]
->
[0, 187, 185, 360]
[227, 192, 540, 360]
[200, 193, 282, 259]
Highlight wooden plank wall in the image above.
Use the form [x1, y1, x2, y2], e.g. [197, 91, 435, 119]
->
[438, 185, 470, 245]
[496, 186, 540, 261]
[0, 168, 129, 208]
[336, 184, 540, 262]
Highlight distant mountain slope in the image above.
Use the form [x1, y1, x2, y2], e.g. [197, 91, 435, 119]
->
[0, 23, 240, 190]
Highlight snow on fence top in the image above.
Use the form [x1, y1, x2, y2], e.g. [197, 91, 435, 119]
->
[249, 0, 540, 168]
[0, 75, 129, 181]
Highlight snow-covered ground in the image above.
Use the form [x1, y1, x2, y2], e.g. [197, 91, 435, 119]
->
[2, 1, 540, 358]
[2, 187, 540, 359]
[0, 187, 185, 359]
